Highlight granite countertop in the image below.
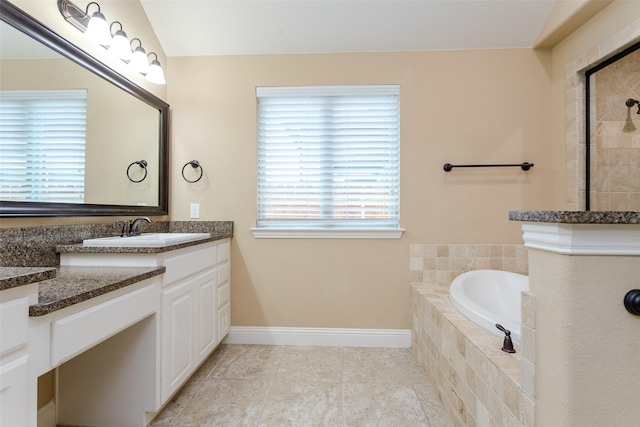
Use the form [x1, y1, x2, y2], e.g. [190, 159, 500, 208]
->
[56, 231, 232, 254]
[509, 211, 640, 224]
[29, 265, 165, 317]
[0, 267, 57, 291]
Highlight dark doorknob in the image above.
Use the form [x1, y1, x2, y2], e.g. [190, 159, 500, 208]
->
[624, 290, 640, 316]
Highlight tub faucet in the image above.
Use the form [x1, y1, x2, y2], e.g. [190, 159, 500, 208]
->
[495, 324, 516, 353]
[129, 217, 153, 236]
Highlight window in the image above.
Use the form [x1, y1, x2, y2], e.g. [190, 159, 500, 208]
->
[254, 85, 402, 238]
[0, 89, 87, 203]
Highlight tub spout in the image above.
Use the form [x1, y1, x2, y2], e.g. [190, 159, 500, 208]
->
[495, 324, 516, 353]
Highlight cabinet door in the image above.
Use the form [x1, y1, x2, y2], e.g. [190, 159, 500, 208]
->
[195, 269, 217, 364]
[0, 355, 29, 427]
[161, 280, 194, 403]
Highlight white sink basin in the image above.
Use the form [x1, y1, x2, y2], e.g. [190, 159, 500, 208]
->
[83, 233, 211, 247]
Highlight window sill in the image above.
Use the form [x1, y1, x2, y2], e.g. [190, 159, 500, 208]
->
[250, 228, 405, 239]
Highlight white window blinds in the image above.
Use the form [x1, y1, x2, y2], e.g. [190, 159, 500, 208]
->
[0, 89, 87, 203]
[256, 85, 400, 229]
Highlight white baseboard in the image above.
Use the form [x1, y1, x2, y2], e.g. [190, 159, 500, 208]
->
[222, 326, 411, 348]
[38, 399, 56, 427]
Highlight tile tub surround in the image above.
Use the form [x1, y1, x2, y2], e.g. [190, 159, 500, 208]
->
[411, 283, 531, 427]
[409, 243, 532, 427]
[409, 243, 529, 285]
[151, 344, 454, 427]
[0, 221, 233, 267]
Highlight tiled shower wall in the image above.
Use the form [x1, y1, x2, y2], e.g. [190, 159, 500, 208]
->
[566, 17, 640, 210]
[590, 47, 640, 210]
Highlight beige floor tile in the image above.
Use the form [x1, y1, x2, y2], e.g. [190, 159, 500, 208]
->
[413, 383, 455, 427]
[150, 366, 212, 426]
[172, 378, 270, 426]
[151, 344, 452, 427]
[211, 344, 284, 380]
[277, 346, 343, 382]
[258, 381, 343, 426]
[343, 382, 429, 426]
[342, 347, 428, 384]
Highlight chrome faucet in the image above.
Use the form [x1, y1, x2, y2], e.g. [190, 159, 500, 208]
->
[129, 217, 153, 236]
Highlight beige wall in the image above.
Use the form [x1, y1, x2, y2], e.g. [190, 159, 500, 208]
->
[167, 50, 553, 329]
[529, 248, 640, 426]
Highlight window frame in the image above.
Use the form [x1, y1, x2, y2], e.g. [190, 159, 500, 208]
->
[252, 85, 403, 239]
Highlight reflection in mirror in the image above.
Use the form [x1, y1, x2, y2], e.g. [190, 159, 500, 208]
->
[0, 0, 168, 217]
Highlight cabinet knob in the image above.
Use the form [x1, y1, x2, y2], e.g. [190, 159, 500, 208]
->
[624, 289, 640, 316]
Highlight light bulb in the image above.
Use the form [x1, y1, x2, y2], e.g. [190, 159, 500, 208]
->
[85, 10, 111, 46]
[146, 57, 166, 85]
[130, 45, 149, 74]
[109, 29, 132, 61]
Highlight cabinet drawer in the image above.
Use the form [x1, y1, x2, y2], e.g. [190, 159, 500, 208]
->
[218, 263, 230, 286]
[218, 303, 230, 342]
[217, 282, 230, 309]
[162, 245, 217, 287]
[51, 283, 156, 366]
[217, 240, 230, 264]
[0, 297, 29, 356]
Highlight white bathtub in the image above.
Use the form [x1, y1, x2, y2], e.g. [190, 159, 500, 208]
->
[449, 269, 529, 346]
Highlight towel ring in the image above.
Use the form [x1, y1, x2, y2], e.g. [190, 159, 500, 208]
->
[182, 160, 203, 183]
[126, 160, 148, 183]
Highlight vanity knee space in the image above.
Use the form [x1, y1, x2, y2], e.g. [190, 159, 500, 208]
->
[47, 237, 232, 425]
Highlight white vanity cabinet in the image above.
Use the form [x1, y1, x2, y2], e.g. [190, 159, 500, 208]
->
[0, 284, 37, 427]
[161, 268, 217, 401]
[158, 239, 230, 402]
[61, 237, 232, 408]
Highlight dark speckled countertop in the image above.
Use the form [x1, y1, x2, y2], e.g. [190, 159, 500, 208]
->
[509, 211, 640, 224]
[0, 267, 57, 291]
[0, 220, 232, 317]
[29, 265, 165, 316]
[55, 232, 231, 254]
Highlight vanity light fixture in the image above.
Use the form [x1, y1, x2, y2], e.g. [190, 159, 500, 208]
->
[83, 2, 111, 46]
[146, 53, 166, 85]
[108, 21, 132, 61]
[58, 0, 166, 85]
[129, 38, 149, 74]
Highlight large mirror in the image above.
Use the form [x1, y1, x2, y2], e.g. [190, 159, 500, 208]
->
[0, 0, 169, 217]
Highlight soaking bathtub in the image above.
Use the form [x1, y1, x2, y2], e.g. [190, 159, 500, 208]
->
[449, 269, 529, 346]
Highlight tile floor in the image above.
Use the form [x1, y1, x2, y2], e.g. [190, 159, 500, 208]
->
[151, 344, 453, 427]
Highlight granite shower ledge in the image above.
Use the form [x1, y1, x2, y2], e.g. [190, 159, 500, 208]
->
[29, 265, 165, 316]
[56, 231, 232, 254]
[0, 267, 56, 291]
[509, 211, 640, 224]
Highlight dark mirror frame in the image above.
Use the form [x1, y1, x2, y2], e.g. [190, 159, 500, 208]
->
[0, 0, 169, 217]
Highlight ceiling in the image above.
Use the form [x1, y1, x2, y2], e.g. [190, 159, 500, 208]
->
[140, 0, 557, 57]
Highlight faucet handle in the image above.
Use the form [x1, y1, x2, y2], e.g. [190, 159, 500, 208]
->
[495, 324, 516, 354]
[116, 220, 130, 237]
